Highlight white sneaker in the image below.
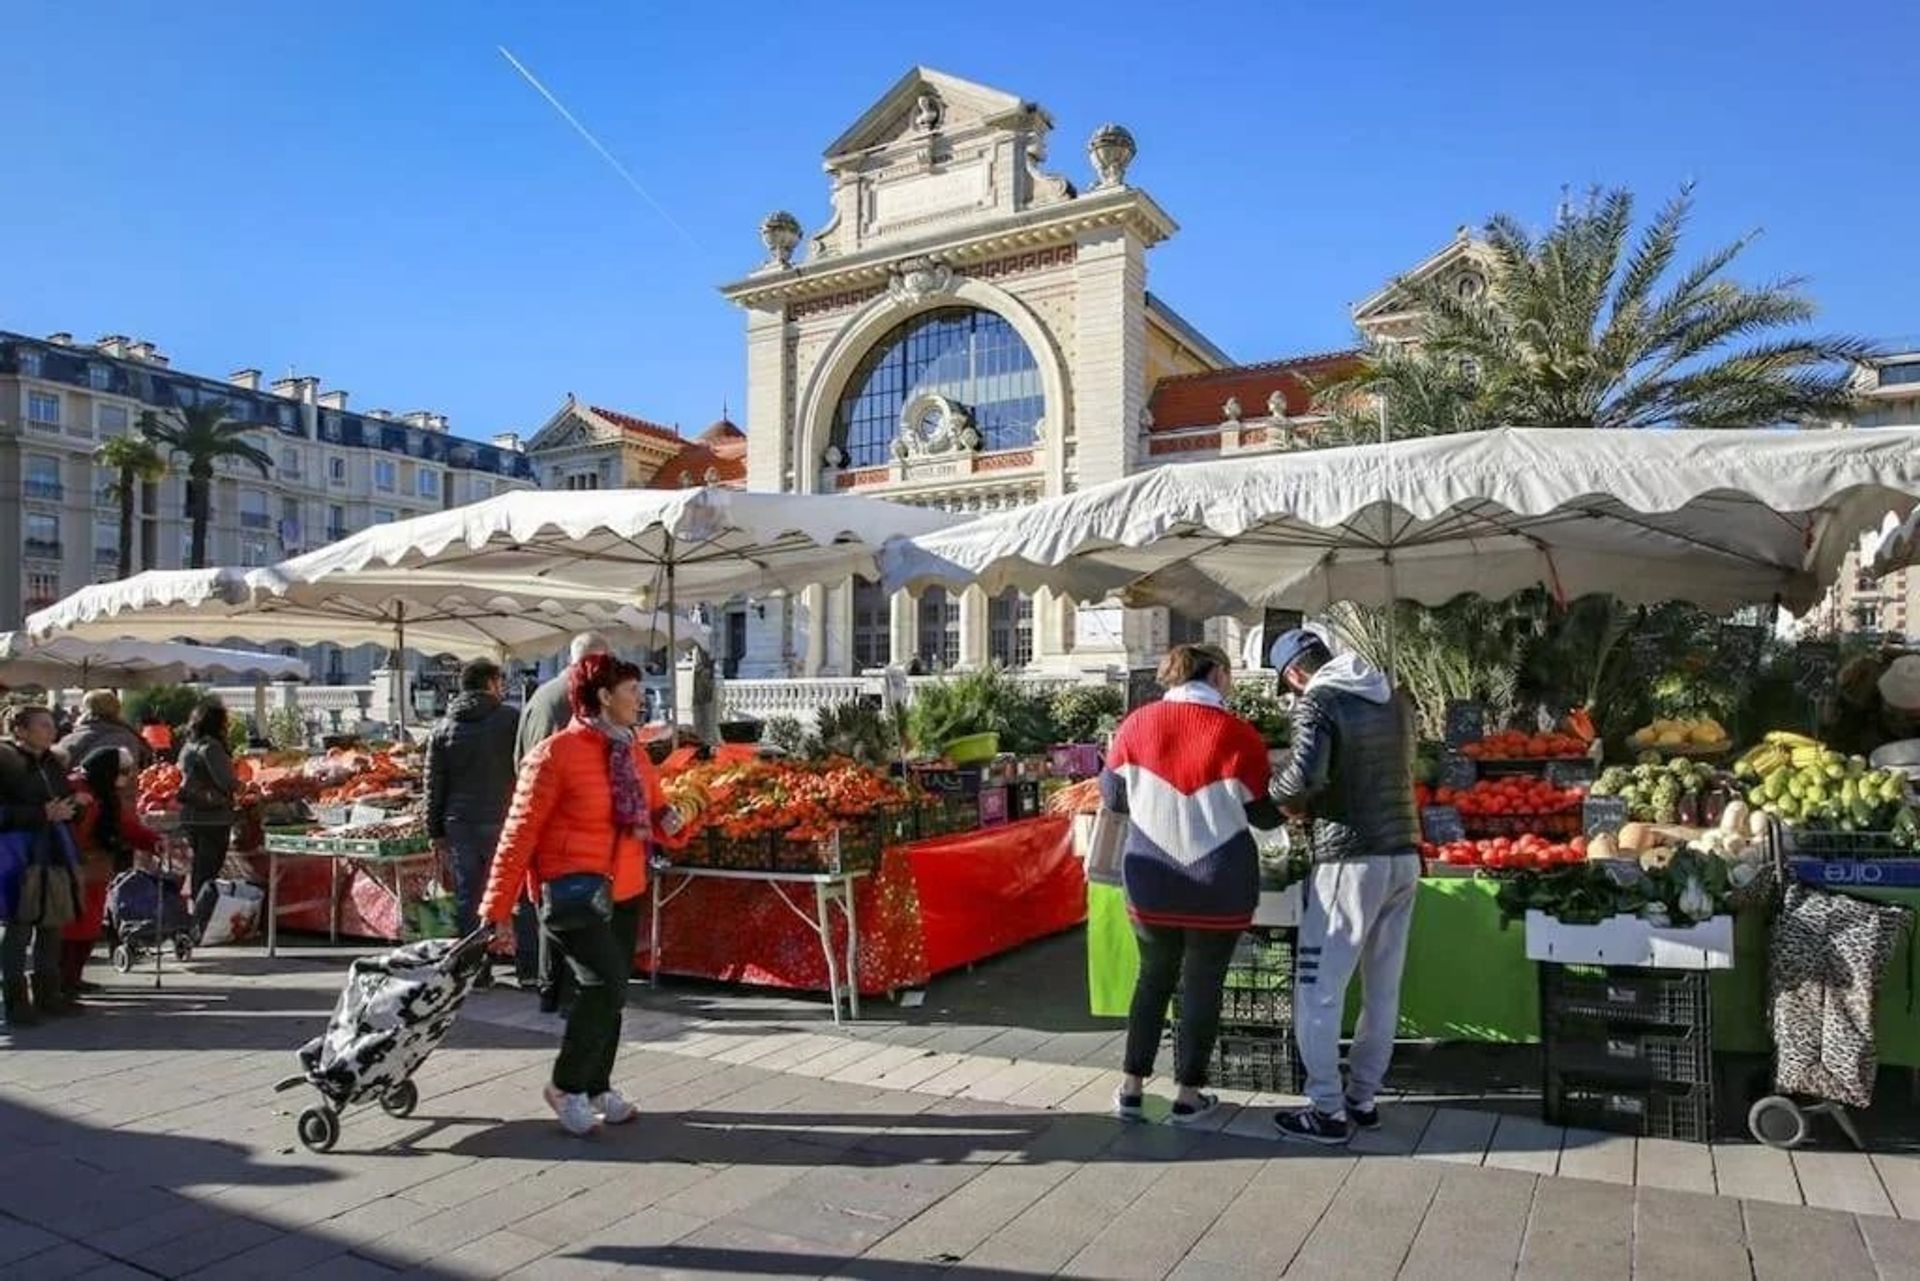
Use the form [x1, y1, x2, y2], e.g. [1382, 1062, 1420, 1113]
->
[592, 1089, 638, 1125]
[543, 1084, 601, 1136]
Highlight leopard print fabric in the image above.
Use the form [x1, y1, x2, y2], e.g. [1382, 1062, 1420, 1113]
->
[1769, 883, 1913, 1109]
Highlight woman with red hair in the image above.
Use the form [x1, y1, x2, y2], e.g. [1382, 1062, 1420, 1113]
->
[480, 654, 684, 1136]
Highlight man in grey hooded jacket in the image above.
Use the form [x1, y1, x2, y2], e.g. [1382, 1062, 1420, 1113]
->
[1266, 628, 1421, 1147]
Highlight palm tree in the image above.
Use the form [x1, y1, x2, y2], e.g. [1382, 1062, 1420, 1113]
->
[94, 429, 168, 579]
[141, 404, 272, 568]
[1320, 186, 1876, 432]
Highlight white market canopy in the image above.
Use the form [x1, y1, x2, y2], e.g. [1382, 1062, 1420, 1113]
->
[25, 567, 707, 662]
[1869, 506, 1920, 579]
[0, 633, 309, 689]
[880, 427, 1920, 617]
[276, 486, 961, 604]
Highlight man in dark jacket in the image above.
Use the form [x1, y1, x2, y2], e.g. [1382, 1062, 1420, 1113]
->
[512, 632, 608, 1008]
[0, 705, 81, 1027]
[1267, 629, 1421, 1147]
[427, 659, 519, 986]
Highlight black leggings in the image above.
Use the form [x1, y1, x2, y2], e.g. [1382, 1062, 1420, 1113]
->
[1123, 923, 1241, 1089]
[546, 897, 641, 1096]
[186, 824, 232, 936]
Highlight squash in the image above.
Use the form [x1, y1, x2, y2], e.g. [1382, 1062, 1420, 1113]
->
[1617, 821, 1653, 853]
[1586, 832, 1621, 861]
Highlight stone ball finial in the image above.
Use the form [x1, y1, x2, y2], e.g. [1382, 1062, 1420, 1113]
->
[759, 210, 802, 268]
[1088, 123, 1136, 190]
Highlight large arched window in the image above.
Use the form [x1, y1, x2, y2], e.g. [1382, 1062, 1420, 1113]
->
[831, 307, 1044, 468]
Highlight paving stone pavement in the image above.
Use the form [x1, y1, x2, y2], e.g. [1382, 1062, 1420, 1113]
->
[3, 948, 1920, 1279]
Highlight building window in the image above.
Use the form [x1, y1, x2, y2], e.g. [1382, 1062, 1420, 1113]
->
[240, 535, 270, 567]
[917, 587, 960, 670]
[328, 455, 347, 485]
[239, 489, 271, 530]
[93, 467, 117, 505]
[279, 446, 301, 478]
[88, 364, 112, 391]
[988, 588, 1034, 668]
[832, 307, 1045, 469]
[564, 472, 600, 491]
[327, 504, 348, 539]
[27, 392, 60, 429]
[97, 403, 129, 437]
[19, 350, 43, 378]
[852, 577, 890, 671]
[25, 456, 62, 500]
[373, 508, 397, 525]
[93, 518, 118, 569]
[1168, 610, 1209, 647]
[1882, 363, 1920, 389]
[25, 513, 61, 558]
[373, 459, 396, 491]
[473, 478, 492, 500]
[417, 468, 439, 499]
[25, 571, 60, 611]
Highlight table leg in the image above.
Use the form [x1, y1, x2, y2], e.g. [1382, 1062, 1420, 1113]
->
[268, 850, 278, 959]
[841, 874, 860, 1021]
[329, 857, 339, 945]
[649, 876, 662, 988]
[814, 880, 843, 1027]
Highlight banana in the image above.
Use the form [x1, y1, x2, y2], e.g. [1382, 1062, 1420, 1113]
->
[1765, 731, 1822, 749]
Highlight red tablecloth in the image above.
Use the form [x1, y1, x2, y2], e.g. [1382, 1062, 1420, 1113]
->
[642, 815, 1084, 996]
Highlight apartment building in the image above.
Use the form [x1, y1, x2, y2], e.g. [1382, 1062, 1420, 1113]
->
[0, 330, 536, 681]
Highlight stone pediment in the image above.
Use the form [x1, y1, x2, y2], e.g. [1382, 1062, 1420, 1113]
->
[824, 67, 1036, 162]
[1353, 230, 1498, 341]
[526, 400, 612, 453]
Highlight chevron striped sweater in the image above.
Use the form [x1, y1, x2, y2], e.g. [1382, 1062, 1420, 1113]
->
[1099, 697, 1271, 930]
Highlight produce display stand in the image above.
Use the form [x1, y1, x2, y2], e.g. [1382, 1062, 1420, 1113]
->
[260, 830, 434, 958]
[648, 859, 869, 1024]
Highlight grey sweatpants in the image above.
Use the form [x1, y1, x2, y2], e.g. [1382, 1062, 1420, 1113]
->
[1294, 853, 1421, 1118]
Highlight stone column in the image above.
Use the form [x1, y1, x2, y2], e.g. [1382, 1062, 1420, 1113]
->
[743, 305, 791, 492]
[959, 586, 989, 669]
[802, 583, 827, 676]
[1069, 227, 1149, 488]
[889, 589, 917, 668]
[822, 578, 852, 675]
[737, 594, 788, 678]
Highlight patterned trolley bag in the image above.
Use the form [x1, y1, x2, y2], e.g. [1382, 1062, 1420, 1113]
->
[275, 928, 494, 1152]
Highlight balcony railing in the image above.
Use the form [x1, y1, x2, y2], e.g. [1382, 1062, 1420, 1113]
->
[24, 539, 63, 559]
[23, 480, 63, 500]
[240, 512, 273, 530]
[93, 546, 119, 566]
[325, 526, 350, 542]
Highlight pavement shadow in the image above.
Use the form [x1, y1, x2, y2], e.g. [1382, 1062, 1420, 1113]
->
[0, 1093, 459, 1277]
[578, 1242, 1060, 1277]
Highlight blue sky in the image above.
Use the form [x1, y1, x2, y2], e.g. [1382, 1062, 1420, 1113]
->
[3, 0, 1913, 445]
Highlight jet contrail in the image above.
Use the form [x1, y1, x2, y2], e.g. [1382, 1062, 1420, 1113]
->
[497, 45, 701, 251]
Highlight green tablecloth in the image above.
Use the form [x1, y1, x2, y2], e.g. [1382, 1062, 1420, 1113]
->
[1086, 877, 1919, 1064]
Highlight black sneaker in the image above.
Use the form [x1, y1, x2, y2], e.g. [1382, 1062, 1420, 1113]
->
[1345, 1097, 1381, 1130]
[1274, 1106, 1351, 1146]
[1168, 1092, 1220, 1126]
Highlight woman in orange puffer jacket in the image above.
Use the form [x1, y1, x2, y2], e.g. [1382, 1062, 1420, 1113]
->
[479, 653, 684, 1136]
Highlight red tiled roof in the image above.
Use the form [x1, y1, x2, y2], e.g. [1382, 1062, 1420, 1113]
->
[588, 404, 682, 445]
[649, 432, 747, 490]
[1146, 350, 1362, 432]
[697, 418, 744, 443]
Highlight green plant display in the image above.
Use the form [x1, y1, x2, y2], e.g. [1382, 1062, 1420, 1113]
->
[763, 716, 807, 756]
[907, 666, 1055, 756]
[1226, 681, 1291, 745]
[1049, 685, 1123, 744]
[805, 699, 899, 765]
[125, 684, 202, 731]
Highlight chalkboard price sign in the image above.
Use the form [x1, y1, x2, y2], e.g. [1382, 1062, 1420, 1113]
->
[1582, 795, 1631, 837]
[1421, 805, 1467, 844]
[1126, 668, 1162, 713]
[1794, 642, 1839, 697]
[1439, 752, 1478, 791]
[1545, 758, 1597, 788]
[1444, 701, 1486, 748]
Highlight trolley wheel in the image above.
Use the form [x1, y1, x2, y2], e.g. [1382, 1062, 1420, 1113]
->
[174, 937, 193, 962]
[380, 1080, 419, 1118]
[1749, 1095, 1810, 1150]
[296, 1106, 340, 1153]
[110, 944, 133, 974]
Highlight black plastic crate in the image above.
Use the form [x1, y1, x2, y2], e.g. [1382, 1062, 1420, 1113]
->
[1540, 964, 1709, 1028]
[1778, 826, 1910, 860]
[1209, 1027, 1299, 1094]
[1545, 1076, 1714, 1142]
[1221, 931, 1295, 1025]
[1543, 1018, 1712, 1085]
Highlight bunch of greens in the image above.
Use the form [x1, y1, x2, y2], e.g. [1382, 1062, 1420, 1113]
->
[907, 666, 1056, 756]
[1228, 681, 1291, 745]
[1495, 848, 1737, 926]
[1589, 757, 1716, 824]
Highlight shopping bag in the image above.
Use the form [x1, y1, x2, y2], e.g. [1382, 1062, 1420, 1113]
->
[0, 830, 30, 922]
[198, 879, 265, 946]
[1083, 808, 1127, 888]
[404, 883, 461, 941]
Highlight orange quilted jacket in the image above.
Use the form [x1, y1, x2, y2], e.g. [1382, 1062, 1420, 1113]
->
[478, 722, 682, 924]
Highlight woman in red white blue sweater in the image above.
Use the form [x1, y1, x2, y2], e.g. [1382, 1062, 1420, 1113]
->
[1099, 642, 1274, 1124]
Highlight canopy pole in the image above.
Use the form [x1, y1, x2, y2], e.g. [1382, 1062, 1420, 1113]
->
[394, 601, 408, 737]
[665, 536, 678, 729]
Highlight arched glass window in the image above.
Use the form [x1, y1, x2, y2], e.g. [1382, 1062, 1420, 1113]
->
[918, 587, 960, 670]
[851, 577, 890, 671]
[832, 307, 1044, 468]
[988, 589, 1033, 668]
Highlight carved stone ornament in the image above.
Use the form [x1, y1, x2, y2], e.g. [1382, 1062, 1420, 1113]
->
[894, 392, 976, 457]
[1088, 123, 1136, 190]
[821, 442, 848, 470]
[759, 210, 802, 269]
[1139, 405, 1154, 430]
[887, 256, 954, 309]
[913, 90, 943, 134]
[1266, 389, 1289, 420]
[1222, 396, 1242, 423]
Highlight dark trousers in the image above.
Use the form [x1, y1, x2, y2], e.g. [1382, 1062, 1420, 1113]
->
[546, 896, 641, 1096]
[0, 920, 59, 986]
[442, 819, 503, 940]
[186, 823, 232, 936]
[1123, 922, 1242, 1089]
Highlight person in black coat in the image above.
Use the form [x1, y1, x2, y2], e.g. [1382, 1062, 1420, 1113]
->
[0, 705, 81, 1027]
[426, 659, 519, 986]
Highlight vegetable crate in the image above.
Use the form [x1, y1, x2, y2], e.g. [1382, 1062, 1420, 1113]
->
[1171, 927, 1299, 1093]
[1777, 825, 1912, 860]
[1539, 963, 1717, 1141]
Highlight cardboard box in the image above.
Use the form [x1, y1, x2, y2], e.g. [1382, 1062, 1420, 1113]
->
[1524, 911, 1733, 970]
